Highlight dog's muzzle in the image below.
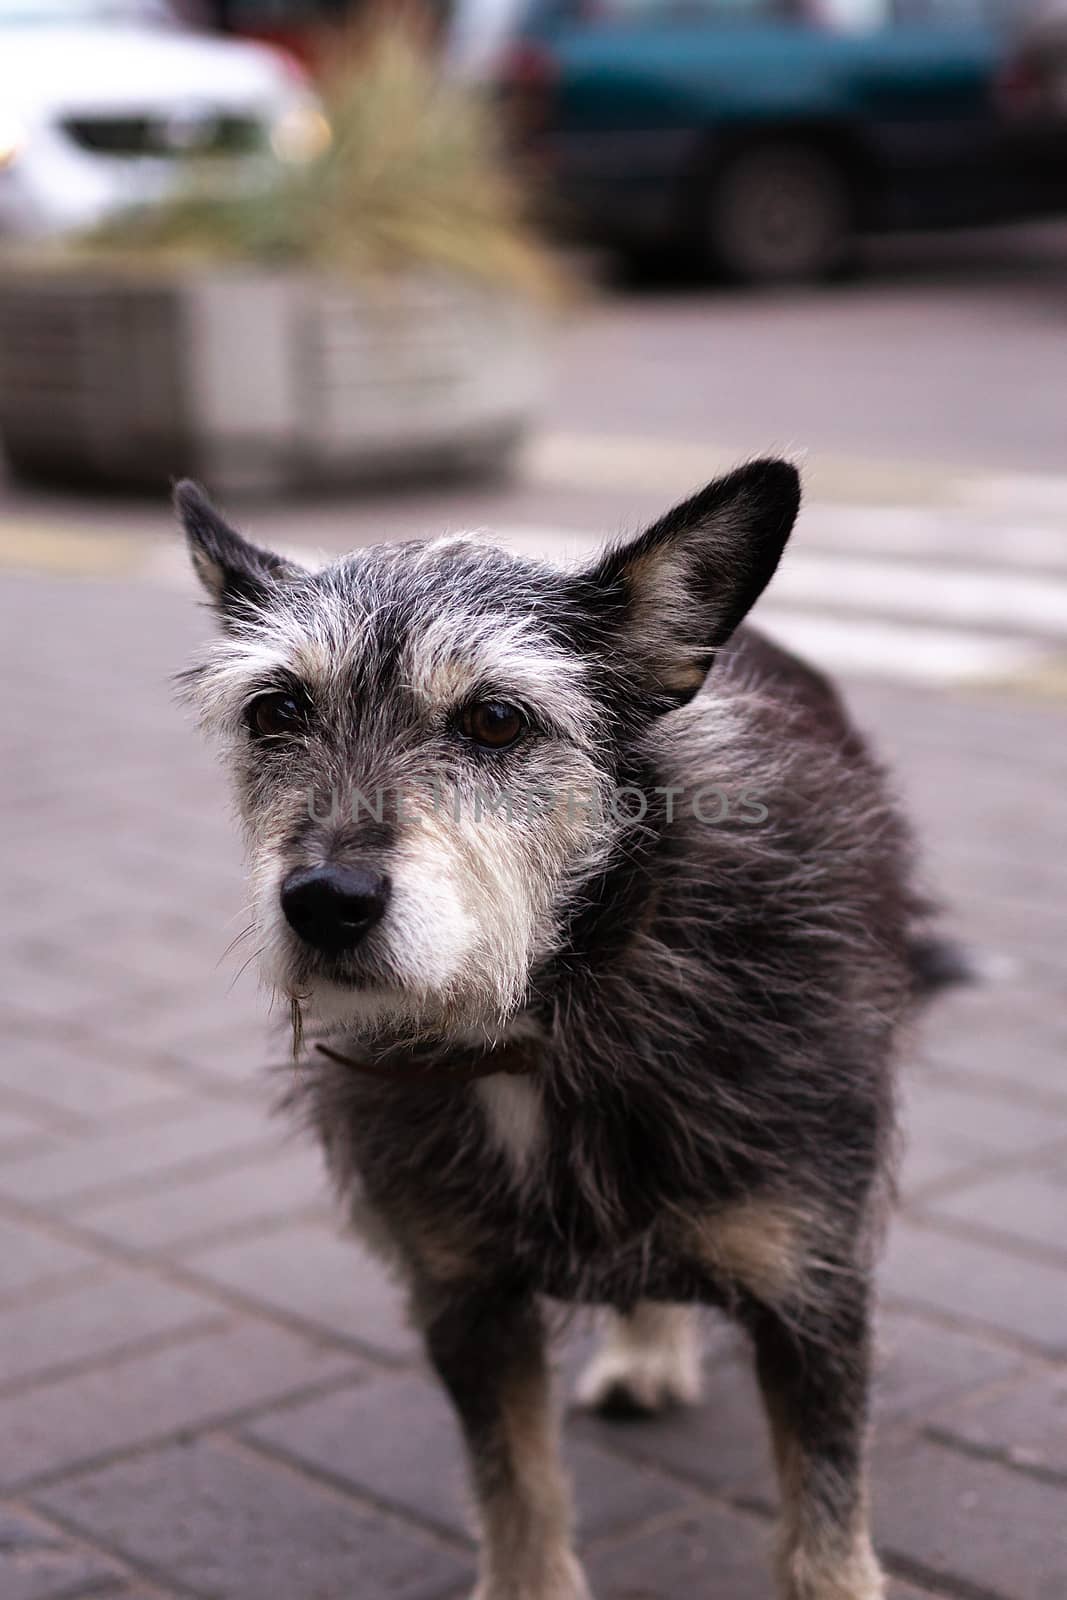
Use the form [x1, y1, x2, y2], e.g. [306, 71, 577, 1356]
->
[280, 865, 390, 956]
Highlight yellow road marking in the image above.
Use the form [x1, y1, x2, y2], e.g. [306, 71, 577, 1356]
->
[0, 522, 144, 576]
[524, 432, 959, 507]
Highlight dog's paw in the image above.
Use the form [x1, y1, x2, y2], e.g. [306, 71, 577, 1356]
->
[779, 1535, 887, 1600]
[575, 1345, 701, 1416]
[471, 1550, 593, 1600]
[575, 1309, 702, 1417]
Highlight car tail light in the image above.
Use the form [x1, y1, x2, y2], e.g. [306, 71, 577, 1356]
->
[498, 41, 559, 137]
[280, 50, 314, 87]
[994, 57, 1046, 121]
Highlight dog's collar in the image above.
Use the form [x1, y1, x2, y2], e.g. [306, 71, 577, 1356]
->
[314, 1040, 537, 1087]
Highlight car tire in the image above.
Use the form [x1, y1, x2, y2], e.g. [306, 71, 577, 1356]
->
[614, 241, 705, 288]
[1, 437, 66, 486]
[703, 142, 855, 286]
[441, 423, 528, 485]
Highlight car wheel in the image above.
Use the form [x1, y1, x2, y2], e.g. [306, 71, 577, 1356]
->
[1, 437, 63, 486]
[704, 143, 855, 286]
[614, 241, 705, 288]
[443, 424, 528, 485]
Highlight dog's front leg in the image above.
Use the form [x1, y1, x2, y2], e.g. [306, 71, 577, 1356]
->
[752, 1289, 885, 1600]
[417, 1280, 591, 1600]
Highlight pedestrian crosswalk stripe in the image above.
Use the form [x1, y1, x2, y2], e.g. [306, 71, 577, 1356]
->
[525, 430, 1067, 516]
[2, 509, 1064, 692]
[959, 475, 1067, 519]
[771, 554, 1067, 639]
[806, 506, 1067, 575]
[487, 524, 1066, 687]
[755, 611, 1046, 687]
[492, 525, 1067, 637]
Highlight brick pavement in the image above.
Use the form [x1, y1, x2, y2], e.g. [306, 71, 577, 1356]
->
[1, 564, 1065, 1600]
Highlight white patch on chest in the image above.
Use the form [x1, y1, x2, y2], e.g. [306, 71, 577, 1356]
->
[475, 1075, 545, 1184]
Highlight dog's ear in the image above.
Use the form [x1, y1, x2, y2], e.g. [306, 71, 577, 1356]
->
[578, 458, 800, 703]
[175, 480, 304, 617]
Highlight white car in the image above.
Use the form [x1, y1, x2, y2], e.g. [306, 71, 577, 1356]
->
[0, 0, 327, 239]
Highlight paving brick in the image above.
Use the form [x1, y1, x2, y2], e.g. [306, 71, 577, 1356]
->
[571, 1437, 690, 1549]
[0, 959, 162, 1030]
[244, 1371, 690, 1546]
[872, 1309, 1021, 1421]
[52, 908, 251, 997]
[882, 1218, 1067, 1355]
[3, 1319, 361, 1489]
[0, 1268, 220, 1392]
[0, 1108, 56, 1158]
[923, 1168, 1067, 1260]
[34, 1437, 468, 1600]
[154, 1019, 291, 1091]
[919, 985, 1067, 1106]
[1, 879, 188, 965]
[583, 1507, 773, 1600]
[0, 923, 255, 1058]
[0, 1028, 190, 1126]
[851, 683, 1067, 783]
[88, 1589, 170, 1600]
[183, 1220, 418, 1361]
[897, 740, 1062, 819]
[0, 1103, 284, 1209]
[872, 1434, 1067, 1600]
[77, 1145, 329, 1254]
[884, 1586, 957, 1600]
[85, 988, 272, 1069]
[934, 850, 1067, 919]
[897, 1072, 1067, 1198]
[928, 1370, 1067, 1479]
[0, 1216, 105, 1301]
[0, 1504, 124, 1600]
[567, 1350, 774, 1500]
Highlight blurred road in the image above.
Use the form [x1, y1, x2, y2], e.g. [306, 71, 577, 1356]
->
[563, 227, 1067, 475]
[1, 235, 1067, 1600]
[3, 227, 1066, 694]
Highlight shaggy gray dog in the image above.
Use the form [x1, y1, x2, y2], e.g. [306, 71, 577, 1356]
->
[178, 461, 947, 1600]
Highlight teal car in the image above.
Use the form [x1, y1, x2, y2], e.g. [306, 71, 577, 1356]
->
[499, 0, 1061, 281]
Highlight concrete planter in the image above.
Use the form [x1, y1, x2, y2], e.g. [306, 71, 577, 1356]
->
[0, 266, 544, 493]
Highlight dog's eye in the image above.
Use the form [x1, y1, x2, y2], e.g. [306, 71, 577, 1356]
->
[461, 701, 527, 750]
[245, 692, 308, 739]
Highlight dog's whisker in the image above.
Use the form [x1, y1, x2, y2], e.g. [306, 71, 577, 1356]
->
[229, 945, 266, 990]
[218, 923, 256, 966]
[219, 900, 257, 931]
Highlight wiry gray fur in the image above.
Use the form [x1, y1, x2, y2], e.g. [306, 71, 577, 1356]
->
[178, 462, 949, 1600]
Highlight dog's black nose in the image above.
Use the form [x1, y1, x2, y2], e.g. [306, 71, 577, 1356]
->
[280, 865, 390, 954]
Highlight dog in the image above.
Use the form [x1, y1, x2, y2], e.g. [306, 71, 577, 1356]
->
[177, 460, 950, 1600]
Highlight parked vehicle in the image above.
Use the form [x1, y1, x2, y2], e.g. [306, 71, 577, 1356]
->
[498, 0, 1064, 283]
[0, 0, 326, 239]
[188, 1, 351, 69]
[1001, 1, 1067, 122]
